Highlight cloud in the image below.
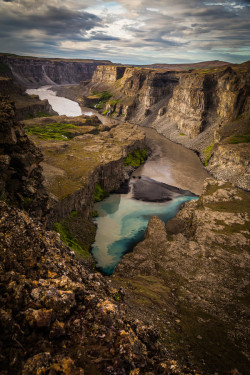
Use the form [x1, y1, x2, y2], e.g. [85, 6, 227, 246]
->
[0, 0, 249, 64]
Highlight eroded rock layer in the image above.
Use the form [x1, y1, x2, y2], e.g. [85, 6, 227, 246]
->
[0, 97, 197, 375]
[113, 178, 250, 374]
[0, 97, 49, 221]
[0, 54, 113, 88]
[75, 62, 249, 189]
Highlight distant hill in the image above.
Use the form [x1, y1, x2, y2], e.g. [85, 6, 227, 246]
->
[136, 60, 232, 70]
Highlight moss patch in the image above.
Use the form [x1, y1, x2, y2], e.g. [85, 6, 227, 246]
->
[25, 123, 78, 140]
[123, 149, 148, 167]
[203, 142, 215, 166]
[94, 183, 109, 202]
[54, 211, 96, 258]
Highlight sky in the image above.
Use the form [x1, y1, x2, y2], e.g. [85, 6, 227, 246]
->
[0, 0, 250, 64]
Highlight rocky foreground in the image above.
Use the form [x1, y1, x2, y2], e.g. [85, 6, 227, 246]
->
[0, 97, 199, 374]
[112, 178, 250, 374]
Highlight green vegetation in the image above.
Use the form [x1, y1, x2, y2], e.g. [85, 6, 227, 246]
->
[54, 222, 84, 254]
[26, 111, 54, 119]
[91, 90, 113, 109]
[113, 291, 121, 301]
[123, 149, 148, 167]
[179, 132, 186, 136]
[228, 135, 250, 144]
[94, 183, 109, 202]
[25, 122, 78, 140]
[54, 210, 97, 258]
[92, 209, 99, 218]
[109, 99, 119, 106]
[204, 142, 215, 166]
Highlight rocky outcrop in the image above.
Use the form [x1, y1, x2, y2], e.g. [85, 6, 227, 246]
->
[0, 88, 198, 375]
[206, 111, 250, 190]
[0, 97, 49, 221]
[0, 199, 197, 375]
[22, 114, 146, 225]
[0, 54, 113, 88]
[0, 75, 56, 120]
[81, 63, 250, 189]
[113, 178, 250, 374]
[88, 64, 249, 141]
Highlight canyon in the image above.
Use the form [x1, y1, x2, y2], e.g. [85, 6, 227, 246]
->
[0, 54, 249, 374]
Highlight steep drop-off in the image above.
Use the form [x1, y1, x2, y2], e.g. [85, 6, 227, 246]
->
[22, 114, 146, 226]
[0, 97, 49, 221]
[75, 62, 249, 189]
[112, 178, 250, 374]
[0, 53, 113, 88]
[0, 62, 56, 120]
[0, 97, 200, 375]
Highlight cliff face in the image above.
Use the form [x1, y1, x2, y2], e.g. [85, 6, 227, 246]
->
[0, 54, 113, 88]
[0, 85, 199, 375]
[84, 63, 250, 189]
[113, 178, 250, 374]
[22, 115, 146, 225]
[89, 64, 249, 140]
[0, 65, 56, 120]
[0, 97, 49, 221]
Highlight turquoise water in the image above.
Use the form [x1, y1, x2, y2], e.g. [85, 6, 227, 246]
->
[92, 193, 198, 275]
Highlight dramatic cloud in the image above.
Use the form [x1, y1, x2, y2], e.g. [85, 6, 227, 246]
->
[0, 0, 249, 63]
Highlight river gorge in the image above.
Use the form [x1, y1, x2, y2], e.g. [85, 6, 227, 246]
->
[1, 56, 249, 374]
[26, 86, 209, 274]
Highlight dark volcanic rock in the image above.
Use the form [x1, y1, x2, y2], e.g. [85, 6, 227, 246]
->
[0, 200, 198, 375]
[0, 97, 49, 221]
[132, 176, 197, 202]
[113, 178, 250, 374]
[0, 54, 113, 88]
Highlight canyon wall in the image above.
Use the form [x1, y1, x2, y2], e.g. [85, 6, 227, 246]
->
[0, 54, 113, 88]
[0, 97, 49, 221]
[85, 62, 250, 189]
[113, 178, 250, 374]
[0, 61, 56, 120]
[1, 100, 189, 375]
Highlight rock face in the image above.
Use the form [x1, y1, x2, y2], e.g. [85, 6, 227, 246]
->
[1, 200, 194, 375]
[23, 115, 146, 225]
[113, 178, 250, 374]
[83, 62, 250, 189]
[0, 97, 49, 221]
[89, 64, 249, 142]
[0, 70, 56, 120]
[0, 54, 113, 88]
[0, 100, 197, 375]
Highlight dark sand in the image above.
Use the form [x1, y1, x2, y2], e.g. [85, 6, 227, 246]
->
[133, 127, 210, 195]
[132, 176, 197, 202]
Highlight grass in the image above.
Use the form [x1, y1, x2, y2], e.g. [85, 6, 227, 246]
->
[91, 90, 113, 110]
[54, 222, 85, 254]
[123, 149, 148, 167]
[203, 142, 215, 166]
[228, 135, 250, 144]
[109, 99, 120, 106]
[54, 211, 97, 258]
[25, 122, 78, 140]
[179, 132, 186, 136]
[94, 183, 109, 202]
[92, 210, 99, 218]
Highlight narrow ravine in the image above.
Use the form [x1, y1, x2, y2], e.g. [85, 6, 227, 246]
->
[27, 86, 210, 274]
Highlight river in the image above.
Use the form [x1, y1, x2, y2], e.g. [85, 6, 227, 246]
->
[26, 86, 210, 274]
